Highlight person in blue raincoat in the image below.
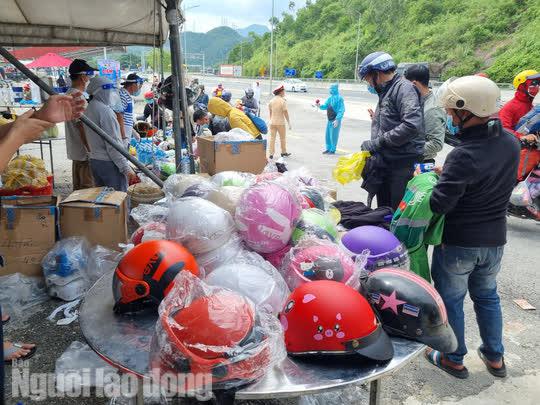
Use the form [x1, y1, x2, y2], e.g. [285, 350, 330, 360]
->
[316, 83, 345, 154]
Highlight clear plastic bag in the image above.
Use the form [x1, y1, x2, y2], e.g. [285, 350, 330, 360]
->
[130, 222, 167, 246]
[213, 127, 253, 142]
[162, 174, 214, 201]
[210, 171, 256, 187]
[167, 197, 235, 255]
[205, 251, 290, 315]
[56, 341, 118, 392]
[291, 208, 339, 246]
[206, 186, 245, 216]
[0, 273, 48, 320]
[299, 385, 368, 405]
[281, 238, 356, 291]
[194, 232, 246, 275]
[130, 203, 169, 226]
[149, 271, 286, 394]
[41, 237, 91, 301]
[235, 181, 302, 254]
[510, 180, 531, 207]
[87, 245, 123, 284]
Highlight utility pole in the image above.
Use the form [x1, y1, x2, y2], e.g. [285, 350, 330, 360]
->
[269, 0, 275, 94]
[354, 13, 361, 80]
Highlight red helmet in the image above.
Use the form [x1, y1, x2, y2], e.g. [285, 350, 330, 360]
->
[151, 273, 279, 392]
[279, 280, 394, 361]
[113, 240, 199, 313]
[144, 91, 154, 99]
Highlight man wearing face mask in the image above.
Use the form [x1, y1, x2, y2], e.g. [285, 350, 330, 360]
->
[140, 91, 165, 130]
[316, 83, 345, 154]
[65, 59, 97, 190]
[84, 76, 138, 191]
[358, 51, 424, 210]
[117, 73, 144, 147]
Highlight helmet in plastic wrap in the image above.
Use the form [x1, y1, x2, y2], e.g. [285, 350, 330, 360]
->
[340, 226, 409, 271]
[163, 174, 215, 200]
[130, 222, 167, 246]
[167, 197, 235, 255]
[205, 261, 289, 314]
[211, 171, 255, 188]
[150, 272, 285, 393]
[207, 186, 244, 216]
[283, 239, 355, 290]
[181, 182, 216, 198]
[262, 244, 292, 270]
[279, 280, 393, 360]
[299, 187, 325, 210]
[195, 233, 245, 275]
[256, 171, 283, 183]
[291, 208, 338, 245]
[235, 182, 302, 254]
[361, 268, 457, 353]
[113, 240, 199, 313]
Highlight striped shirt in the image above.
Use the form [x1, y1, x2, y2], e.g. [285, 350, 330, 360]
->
[119, 87, 134, 137]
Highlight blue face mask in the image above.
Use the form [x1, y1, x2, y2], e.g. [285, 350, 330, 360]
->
[446, 115, 459, 135]
[367, 85, 378, 95]
[145, 99, 154, 104]
[133, 89, 141, 97]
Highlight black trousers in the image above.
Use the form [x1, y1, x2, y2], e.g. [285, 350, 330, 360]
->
[376, 166, 414, 210]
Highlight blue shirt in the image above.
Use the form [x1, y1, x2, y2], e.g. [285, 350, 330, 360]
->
[119, 88, 134, 137]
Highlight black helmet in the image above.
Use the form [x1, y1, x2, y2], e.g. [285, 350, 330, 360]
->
[361, 268, 457, 353]
[159, 75, 200, 110]
[245, 88, 254, 97]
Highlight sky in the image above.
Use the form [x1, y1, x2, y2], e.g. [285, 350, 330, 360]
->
[184, 0, 307, 33]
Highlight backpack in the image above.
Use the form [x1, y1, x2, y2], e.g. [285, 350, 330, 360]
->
[246, 110, 268, 134]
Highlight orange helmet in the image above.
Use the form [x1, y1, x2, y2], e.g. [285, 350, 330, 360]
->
[113, 240, 199, 313]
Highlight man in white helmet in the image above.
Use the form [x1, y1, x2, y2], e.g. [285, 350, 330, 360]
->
[425, 76, 520, 380]
[84, 76, 138, 191]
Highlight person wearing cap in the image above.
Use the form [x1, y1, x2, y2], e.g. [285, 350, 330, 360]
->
[268, 85, 291, 159]
[140, 91, 165, 130]
[425, 75, 520, 380]
[116, 73, 144, 147]
[358, 51, 424, 210]
[84, 76, 138, 191]
[65, 59, 98, 190]
[404, 64, 445, 163]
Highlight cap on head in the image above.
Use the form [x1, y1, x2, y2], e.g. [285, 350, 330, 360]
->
[122, 73, 144, 86]
[68, 59, 98, 76]
[273, 85, 285, 95]
[439, 75, 500, 117]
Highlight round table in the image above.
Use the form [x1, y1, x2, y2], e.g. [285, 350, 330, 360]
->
[80, 273, 425, 404]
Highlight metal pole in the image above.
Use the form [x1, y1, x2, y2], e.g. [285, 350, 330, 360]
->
[166, 0, 194, 173]
[269, 0, 275, 94]
[354, 14, 361, 81]
[0, 46, 164, 188]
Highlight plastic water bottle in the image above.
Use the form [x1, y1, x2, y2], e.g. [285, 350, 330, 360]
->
[180, 155, 191, 174]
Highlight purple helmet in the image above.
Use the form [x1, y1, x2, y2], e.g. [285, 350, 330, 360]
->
[339, 225, 408, 271]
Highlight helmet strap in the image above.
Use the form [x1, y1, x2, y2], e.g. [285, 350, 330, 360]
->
[455, 110, 473, 129]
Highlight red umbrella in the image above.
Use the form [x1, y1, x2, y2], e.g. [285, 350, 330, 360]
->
[25, 52, 73, 68]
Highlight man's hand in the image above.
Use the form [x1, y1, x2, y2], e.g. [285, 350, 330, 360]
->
[127, 170, 140, 185]
[522, 134, 538, 143]
[368, 108, 375, 120]
[333, 120, 339, 128]
[361, 138, 382, 153]
[433, 166, 443, 176]
[8, 110, 54, 144]
[34, 94, 86, 123]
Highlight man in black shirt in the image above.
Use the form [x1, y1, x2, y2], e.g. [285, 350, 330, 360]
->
[426, 76, 520, 379]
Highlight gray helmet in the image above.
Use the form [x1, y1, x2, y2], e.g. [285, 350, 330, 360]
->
[245, 88, 254, 98]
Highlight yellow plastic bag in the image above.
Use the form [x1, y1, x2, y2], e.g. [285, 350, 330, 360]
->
[332, 151, 371, 185]
[2, 155, 49, 189]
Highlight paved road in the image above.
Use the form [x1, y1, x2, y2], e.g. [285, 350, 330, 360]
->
[4, 76, 539, 405]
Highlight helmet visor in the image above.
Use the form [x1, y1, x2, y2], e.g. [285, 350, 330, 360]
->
[366, 243, 410, 272]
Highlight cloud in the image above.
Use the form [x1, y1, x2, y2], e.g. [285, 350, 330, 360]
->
[185, 0, 306, 32]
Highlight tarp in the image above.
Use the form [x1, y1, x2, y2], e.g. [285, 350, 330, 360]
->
[25, 52, 72, 68]
[0, 0, 171, 47]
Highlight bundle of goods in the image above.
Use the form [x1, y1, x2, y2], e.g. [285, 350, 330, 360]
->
[0, 155, 52, 196]
[135, 138, 168, 165]
[127, 182, 165, 208]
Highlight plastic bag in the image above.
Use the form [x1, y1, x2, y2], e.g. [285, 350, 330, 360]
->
[213, 127, 253, 142]
[291, 208, 339, 245]
[149, 271, 286, 393]
[0, 273, 48, 320]
[56, 341, 119, 392]
[167, 197, 235, 255]
[205, 251, 290, 315]
[194, 232, 246, 275]
[281, 238, 356, 290]
[510, 180, 531, 207]
[332, 151, 371, 185]
[41, 237, 91, 301]
[210, 171, 255, 187]
[163, 174, 214, 201]
[130, 203, 169, 226]
[206, 186, 245, 216]
[235, 181, 302, 254]
[2, 155, 49, 189]
[86, 245, 123, 284]
[130, 222, 167, 246]
[299, 385, 368, 405]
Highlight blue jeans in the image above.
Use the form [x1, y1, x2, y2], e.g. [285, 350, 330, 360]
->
[90, 159, 128, 192]
[432, 245, 505, 365]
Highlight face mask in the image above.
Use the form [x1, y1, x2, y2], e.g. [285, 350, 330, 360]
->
[145, 99, 154, 104]
[133, 89, 141, 97]
[367, 85, 378, 95]
[446, 115, 459, 135]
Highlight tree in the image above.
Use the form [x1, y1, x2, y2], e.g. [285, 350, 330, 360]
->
[289, 1, 296, 11]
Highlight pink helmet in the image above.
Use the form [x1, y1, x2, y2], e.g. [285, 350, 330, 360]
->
[283, 241, 355, 290]
[263, 244, 292, 270]
[235, 182, 302, 254]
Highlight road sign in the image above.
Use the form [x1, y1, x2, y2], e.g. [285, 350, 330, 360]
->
[315, 70, 323, 79]
[284, 68, 296, 77]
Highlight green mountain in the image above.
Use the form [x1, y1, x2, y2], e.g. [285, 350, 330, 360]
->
[227, 0, 540, 82]
[236, 24, 270, 37]
[183, 26, 244, 67]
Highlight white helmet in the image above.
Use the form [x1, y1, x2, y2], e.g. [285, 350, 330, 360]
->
[439, 75, 500, 117]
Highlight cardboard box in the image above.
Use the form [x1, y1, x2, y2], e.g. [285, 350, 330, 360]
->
[198, 136, 267, 175]
[0, 195, 59, 277]
[60, 188, 128, 251]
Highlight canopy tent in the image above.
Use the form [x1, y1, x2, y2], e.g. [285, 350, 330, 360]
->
[26, 52, 72, 68]
[0, 0, 195, 184]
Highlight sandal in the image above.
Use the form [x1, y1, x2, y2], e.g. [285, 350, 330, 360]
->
[477, 348, 507, 378]
[4, 342, 37, 364]
[425, 349, 469, 379]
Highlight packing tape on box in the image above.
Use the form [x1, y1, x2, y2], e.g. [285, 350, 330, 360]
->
[93, 188, 114, 219]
